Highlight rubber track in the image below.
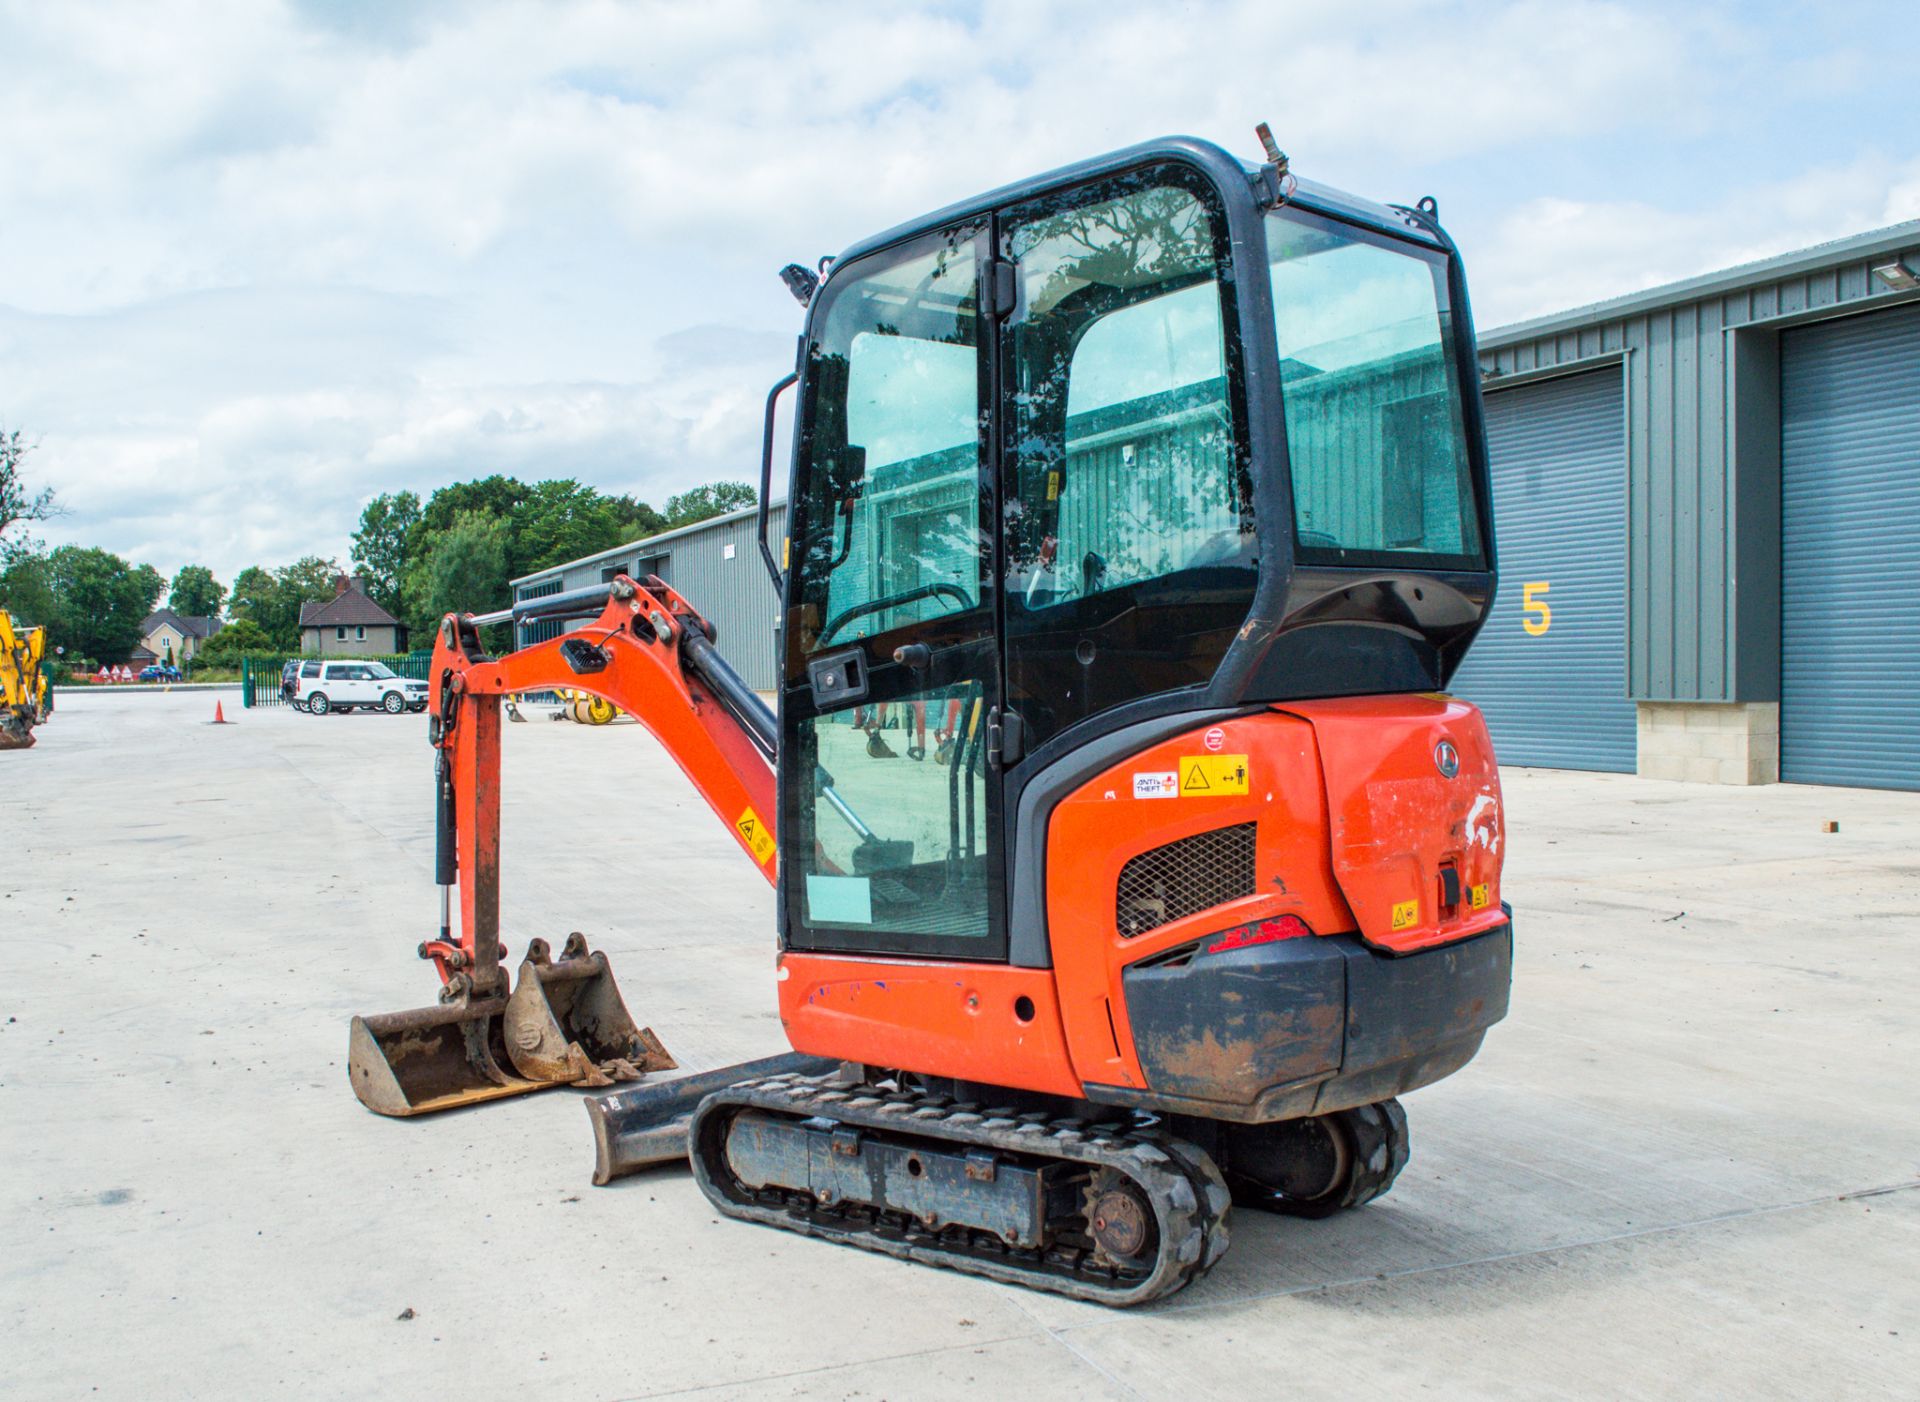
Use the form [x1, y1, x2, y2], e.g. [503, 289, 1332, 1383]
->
[690, 1072, 1233, 1306]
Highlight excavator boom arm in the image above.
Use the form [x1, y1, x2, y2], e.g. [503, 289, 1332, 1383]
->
[344, 573, 777, 1116]
[427, 574, 779, 983]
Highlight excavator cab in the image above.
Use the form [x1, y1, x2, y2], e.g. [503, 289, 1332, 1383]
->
[776, 139, 1495, 968]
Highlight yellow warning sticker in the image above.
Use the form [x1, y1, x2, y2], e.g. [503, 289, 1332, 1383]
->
[1391, 899, 1420, 931]
[1468, 882, 1491, 911]
[1045, 471, 1061, 502]
[735, 806, 777, 865]
[1179, 755, 1250, 795]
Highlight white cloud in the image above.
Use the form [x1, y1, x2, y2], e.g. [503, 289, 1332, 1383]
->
[1474, 153, 1920, 327]
[0, 0, 1913, 582]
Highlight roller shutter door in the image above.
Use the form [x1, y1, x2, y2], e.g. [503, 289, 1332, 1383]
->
[1780, 303, 1920, 791]
[1450, 368, 1634, 771]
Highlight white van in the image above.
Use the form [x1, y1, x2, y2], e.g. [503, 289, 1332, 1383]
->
[295, 660, 428, 716]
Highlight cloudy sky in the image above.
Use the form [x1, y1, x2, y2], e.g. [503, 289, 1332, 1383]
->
[4, 0, 1916, 584]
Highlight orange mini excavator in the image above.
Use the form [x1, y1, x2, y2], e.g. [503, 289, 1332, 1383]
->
[349, 132, 1513, 1305]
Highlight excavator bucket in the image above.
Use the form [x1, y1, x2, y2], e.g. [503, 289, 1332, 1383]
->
[348, 995, 553, 1117]
[503, 933, 676, 1086]
[0, 707, 34, 750]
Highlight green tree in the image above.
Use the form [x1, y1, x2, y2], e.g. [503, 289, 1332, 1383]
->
[44, 546, 157, 663]
[131, 563, 165, 616]
[228, 566, 277, 632]
[167, 564, 226, 618]
[418, 475, 529, 538]
[228, 556, 338, 648]
[411, 511, 511, 646]
[351, 490, 420, 618]
[420, 511, 510, 616]
[0, 426, 60, 551]
[196, 617, 273, 666]
[0, 546, 56, 626]
[611, 492, 669, 542]
[662, 481, 756, 529]
[511, 478, 664, 578]
[276, 556, 338, 624]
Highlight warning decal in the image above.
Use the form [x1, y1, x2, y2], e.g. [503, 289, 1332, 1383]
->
[1179, 754, 1249, 795]
[1133, 771, 1179, 799]
[735, 806, 777, 865]
[1468, 882, 1491, 911]
[1390, 899, 1420, 931]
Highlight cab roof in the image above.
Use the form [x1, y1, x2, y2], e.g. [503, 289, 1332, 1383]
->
[826, 135, 1443, 276]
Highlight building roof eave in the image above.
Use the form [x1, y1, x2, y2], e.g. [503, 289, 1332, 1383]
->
[507, 499, 788, 588]
[1478, 218, 1920, 350]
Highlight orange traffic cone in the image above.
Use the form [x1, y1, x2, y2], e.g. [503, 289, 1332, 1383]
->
[211, 700, 231, 725]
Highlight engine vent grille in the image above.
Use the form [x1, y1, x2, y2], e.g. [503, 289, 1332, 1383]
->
[1116, 822, 1258, 937]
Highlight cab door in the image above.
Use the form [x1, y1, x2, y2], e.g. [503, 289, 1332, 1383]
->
[780, 225, 1006, 962]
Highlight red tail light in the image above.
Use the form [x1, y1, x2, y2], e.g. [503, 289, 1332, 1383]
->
[1207, 914, 1313, 954]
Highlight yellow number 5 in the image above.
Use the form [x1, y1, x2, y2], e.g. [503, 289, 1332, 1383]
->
[1522, 581, 1551, 636]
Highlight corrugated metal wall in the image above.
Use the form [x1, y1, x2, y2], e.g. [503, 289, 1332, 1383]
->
[1780, 303, 1920, 790]
[656, 504, 788, 690]
[1449, 369, 1635, 770]
[1479, 242, 1919, 704]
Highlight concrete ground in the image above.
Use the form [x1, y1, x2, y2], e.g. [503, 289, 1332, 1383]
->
[3, 691, 1915, 1400]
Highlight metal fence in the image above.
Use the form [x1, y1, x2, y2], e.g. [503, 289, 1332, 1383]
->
[241, 653, 432, 707]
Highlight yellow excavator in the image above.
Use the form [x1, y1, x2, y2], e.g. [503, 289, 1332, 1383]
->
[0, 609, 50, 749]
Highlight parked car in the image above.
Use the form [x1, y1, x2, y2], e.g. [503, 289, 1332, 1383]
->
[138, 664, 183, 682]
[280, 659, 306, 712]
[293, 660, 428, 716]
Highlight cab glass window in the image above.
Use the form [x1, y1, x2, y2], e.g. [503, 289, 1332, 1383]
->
[784, 227, 998, 957]
[788, 228, 987, 662]
[1004, 167, 1252, 746]
[1267, 207, 1484, 567]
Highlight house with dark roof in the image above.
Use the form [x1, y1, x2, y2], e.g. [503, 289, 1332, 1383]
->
[299, 574, 406, 656]
[140, 608, 225, 666]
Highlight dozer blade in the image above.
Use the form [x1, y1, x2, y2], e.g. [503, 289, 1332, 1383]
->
[503, 933, 676, 1088]
[348, 995, 555, 1117]
[585, 1052, 840, 1184]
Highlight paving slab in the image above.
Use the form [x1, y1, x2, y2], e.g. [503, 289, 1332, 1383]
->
[2, 692, 1915, 1399]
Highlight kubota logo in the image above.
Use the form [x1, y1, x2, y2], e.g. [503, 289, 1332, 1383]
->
[1434, 740, 1460, 779]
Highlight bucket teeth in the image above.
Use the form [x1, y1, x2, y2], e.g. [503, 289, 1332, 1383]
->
[503, 934, 676, 1087]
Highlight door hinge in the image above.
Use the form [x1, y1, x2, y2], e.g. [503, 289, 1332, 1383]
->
[984, 259, 1017, 319]
[987, 706, 1024, 768]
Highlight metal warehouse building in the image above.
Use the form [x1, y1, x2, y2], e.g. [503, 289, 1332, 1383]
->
[516, 218, 1919, 791]
[1456, 219, 1920, 791]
